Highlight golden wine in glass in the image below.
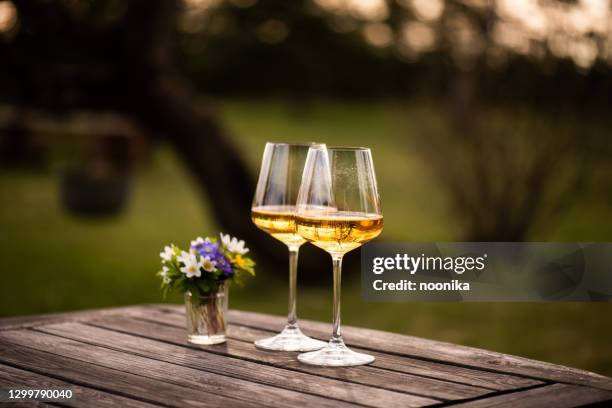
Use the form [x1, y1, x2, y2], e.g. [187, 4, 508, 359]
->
[251, 205, 307, 248]
[296, 145, 383, 366]
[295, 212, 383, 254]
[251, 143, 326, 352]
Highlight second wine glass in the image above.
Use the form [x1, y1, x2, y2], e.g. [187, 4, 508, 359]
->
[251, 142, 326, 352]
[295, 145, 383, 366]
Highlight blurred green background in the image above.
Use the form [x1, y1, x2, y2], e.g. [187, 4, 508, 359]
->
[1, 0, 612, 378]
[2, 100, 611, 376]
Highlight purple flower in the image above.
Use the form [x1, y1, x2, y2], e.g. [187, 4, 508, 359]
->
[191, 238, 219, 255]
[214, 252, 234, 278]
[192, 242, 234, 279]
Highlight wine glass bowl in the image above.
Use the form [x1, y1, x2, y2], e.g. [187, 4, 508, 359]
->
[251, 143, 326, 352]
[251, 205, 307, 248]
[295, 146, 383, 366]
[295, 211, 383, 255]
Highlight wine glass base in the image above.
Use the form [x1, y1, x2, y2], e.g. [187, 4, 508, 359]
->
[254, 324, 326, 352]
[297, 339, 375, 366]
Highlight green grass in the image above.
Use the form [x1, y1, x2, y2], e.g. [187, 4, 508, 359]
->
[1, 100, 611, 376]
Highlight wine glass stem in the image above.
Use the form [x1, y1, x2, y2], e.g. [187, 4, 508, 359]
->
[332, 254, 343, 342]
[287, 246, 300, 327]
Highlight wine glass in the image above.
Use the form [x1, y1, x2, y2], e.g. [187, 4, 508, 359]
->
[295, 145, 383, 366]
[251, 142, 327, 351]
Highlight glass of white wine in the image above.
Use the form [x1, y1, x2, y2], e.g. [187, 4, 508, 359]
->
[296, 145, 383, 366]
[251, 142, 327, 351]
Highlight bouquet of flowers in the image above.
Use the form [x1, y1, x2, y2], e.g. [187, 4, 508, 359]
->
[158, 233, 255, 300]
[157, 233, 255, 344]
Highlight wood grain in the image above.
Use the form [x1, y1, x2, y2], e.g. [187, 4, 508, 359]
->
[0, 329, 362, 408]
[0, 342, 262, 408]
[38, 321, 440, 407]
[0, 363, 158, 408]
[451, 383, 612, 407]
[218, 307, 612, 391]
[129, 306, 542, 391]
[84, 315, 495, 401]
[0, 402, 53, 407]
[0, 305, 151, 331]
[3, 305, 611, 407]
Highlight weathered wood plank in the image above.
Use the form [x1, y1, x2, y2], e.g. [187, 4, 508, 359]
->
[0, 366, 55, 407]
[0, 342, 262, 408]
[0, 330, 361, 408]
[38, 322, 440, 407]
[5, 303, 611, 408]
[84, 315, 507, 401]
[0, 402, 53, 407]
[451, 383, 612, 407]
[0, 305, 152, 331]
[0, 364, 158, 408]
[128, 307, 541, 391]
[210, 307, 612, 391]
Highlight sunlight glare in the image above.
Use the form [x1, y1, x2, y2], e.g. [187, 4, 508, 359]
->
[408, 0, 444, 22]
[0, 1, 17, 34]
[363, 22, 393, 47]
[402, 21, 435, 52]
[314, 0, 388, 21]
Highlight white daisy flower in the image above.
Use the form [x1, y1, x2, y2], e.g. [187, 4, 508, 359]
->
[179, 253, 203, 278]
[220, 233, 249, 255]
[160, 245, 174, 261]
[191, 236, 211, 247]
[201, 256, 217, 272]
[177, 250, 190, 264]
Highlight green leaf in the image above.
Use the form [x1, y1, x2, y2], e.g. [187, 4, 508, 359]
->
[196, 279, 212, 294]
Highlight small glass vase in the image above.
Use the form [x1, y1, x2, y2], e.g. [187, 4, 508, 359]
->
[184, 282, 228, 345]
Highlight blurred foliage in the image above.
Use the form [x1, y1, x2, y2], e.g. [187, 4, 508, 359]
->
[0, 1, 610, 107]
[1, 0, 611, 377]
[1, 100, 612, 376]
[174, 0, 612, 106]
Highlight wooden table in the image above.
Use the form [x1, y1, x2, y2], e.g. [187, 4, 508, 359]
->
[1, 305, 611, 407]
